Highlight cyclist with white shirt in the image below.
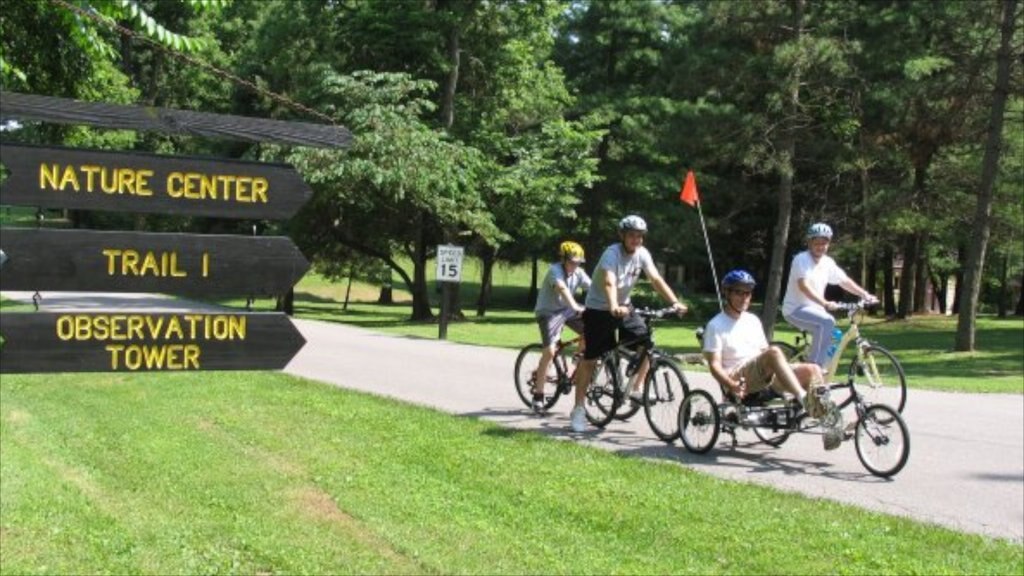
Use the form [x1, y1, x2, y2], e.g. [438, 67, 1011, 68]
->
[569, 215, 687, 433]
[782, 223, 877, 368]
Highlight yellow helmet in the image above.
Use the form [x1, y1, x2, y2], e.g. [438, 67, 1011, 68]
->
[559, 241, 585, 263]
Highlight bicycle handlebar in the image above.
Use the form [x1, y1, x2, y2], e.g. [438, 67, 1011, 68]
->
[834, 299, 880, 316]
[633, 306, 683, 319]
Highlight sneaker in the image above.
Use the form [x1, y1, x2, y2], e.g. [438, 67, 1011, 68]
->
[531, 393, 546, 413]
[823, 424, 843, 450]
[803, 388, 828, 419]
[570, 405, 587, 433]
[628, 391, 645, 405]
[821, 410, 845, 451]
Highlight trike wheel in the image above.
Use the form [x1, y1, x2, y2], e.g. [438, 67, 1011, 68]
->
[753, 421, 791, 447]
[677, 390, 720, 454]
[583, 356, 621, 428]
[854, 404, 910, 478]
[514, 343, 563, 412]
[643, 357, 689, 442]
[845, 345, 907, 413]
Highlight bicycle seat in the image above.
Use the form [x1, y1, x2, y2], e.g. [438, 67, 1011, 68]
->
[737, 388, 782, 407]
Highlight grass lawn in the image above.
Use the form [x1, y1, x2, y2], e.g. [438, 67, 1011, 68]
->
[2, 371, 1022, 574]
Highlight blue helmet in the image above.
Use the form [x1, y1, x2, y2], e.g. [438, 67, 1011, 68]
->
[722, 269, 756, 289]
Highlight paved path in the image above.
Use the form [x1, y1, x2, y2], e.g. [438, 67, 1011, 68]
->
[3, 292, 1022, 542]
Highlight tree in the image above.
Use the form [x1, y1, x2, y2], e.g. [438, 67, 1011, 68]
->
[287, 71, 499, 320]
[956, 0, 1021, 350]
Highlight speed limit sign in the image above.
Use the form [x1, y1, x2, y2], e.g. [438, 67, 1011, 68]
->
[436, 244, 464, 283]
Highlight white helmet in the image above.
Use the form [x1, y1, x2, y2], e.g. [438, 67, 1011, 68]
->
[619, 215, 648, 233]
[806, 222, 833, 240]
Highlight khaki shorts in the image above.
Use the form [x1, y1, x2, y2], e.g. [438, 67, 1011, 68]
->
[729, 356, 776, 394]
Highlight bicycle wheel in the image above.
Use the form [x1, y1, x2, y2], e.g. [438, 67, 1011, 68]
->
[643, 357, 689, 442]
[854, 404, 910, 477]
[769, 340, 803, 362]
[513, 344, 563, 412]
[677, 390, 720, 454]
[583, 355, 622, 428]
[844, 344, 907, 413]
[752, 415, 791, 447]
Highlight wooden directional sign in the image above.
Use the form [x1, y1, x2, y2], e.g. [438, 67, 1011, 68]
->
[0, 143, 312, 220]
[0, 228, 309, 296]
[0, 311, 306, 373]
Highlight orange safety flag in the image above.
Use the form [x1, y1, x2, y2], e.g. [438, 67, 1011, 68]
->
[679, 170, 699, 206]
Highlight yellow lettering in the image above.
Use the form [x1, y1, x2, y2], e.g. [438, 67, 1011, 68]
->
[106, 344, 125, 369]
[81, 165, 101, 191]
[170, 252, 187, 277]
[145, 315, 164, 338]
[58, 165, 81, 191]
[101, 166, 117, 193]
[139, 252, 160, 276]
[117, 170, 135, 194]
[184, 344, 200, 369]
[40, 164, 59, 190]
[103, 248, 120, 275]
[201, 253, 209, 278]
[122, 250, 140, 276]
[165, 316, 185, 340]
[56, 315, 73, 340]
[167, 172, 183, 198]
[127, 315, 144, 340]
[135, 169, 153, 196]
[235, 176, 251, 202]
[75, 316, 91, 340]
[251, 177, 268, 203]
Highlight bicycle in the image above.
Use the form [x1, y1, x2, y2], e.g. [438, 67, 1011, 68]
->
[771, 300, 907, 413]
[580, 307, 690, 442]
[677, 369, 910, 477]
[514, 336, 585, 413]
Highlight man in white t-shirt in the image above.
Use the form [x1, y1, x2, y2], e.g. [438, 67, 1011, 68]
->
[569, 215, 687, 433]
[704, 270, 840, 447]
[782, 223, 876, 368]
[530, 241, 592, 412]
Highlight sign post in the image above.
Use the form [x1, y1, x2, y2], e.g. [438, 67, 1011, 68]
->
[435, 245, 464, 340]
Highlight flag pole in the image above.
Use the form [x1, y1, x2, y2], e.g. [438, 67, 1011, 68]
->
[695, 199, 723, 312]
[680, 170, 723, 312]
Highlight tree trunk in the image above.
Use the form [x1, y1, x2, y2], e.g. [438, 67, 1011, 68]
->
[913, 237, 929, 314]
[761, 0, 804, 339]
[527, 256, 539, 308]
[883, 245, 896, 317]
[955, 0, 1017, 350]
[377, 264, 393, 305]
[897, 234, 917, 319]
[997, 252, 1010, 318]
[476, 245, 495, 317]
[1015, 272, 1024, 316]
[411, 214, 435, 321]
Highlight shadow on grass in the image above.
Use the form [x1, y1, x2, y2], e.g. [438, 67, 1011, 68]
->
[468, 409, 888, 483]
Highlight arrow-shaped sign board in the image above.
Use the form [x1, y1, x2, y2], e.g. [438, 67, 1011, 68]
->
[0, 312, 305, 373]
[0, 143, 312, 220]
[0, 228, 309, 296]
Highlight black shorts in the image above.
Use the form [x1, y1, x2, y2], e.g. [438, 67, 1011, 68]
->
[582, 308, 651, 360]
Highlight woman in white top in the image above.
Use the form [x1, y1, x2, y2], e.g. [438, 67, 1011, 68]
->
[781, 223, 876, 368]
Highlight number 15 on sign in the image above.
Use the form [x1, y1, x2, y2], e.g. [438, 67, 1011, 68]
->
[436, 245, 464, 283]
